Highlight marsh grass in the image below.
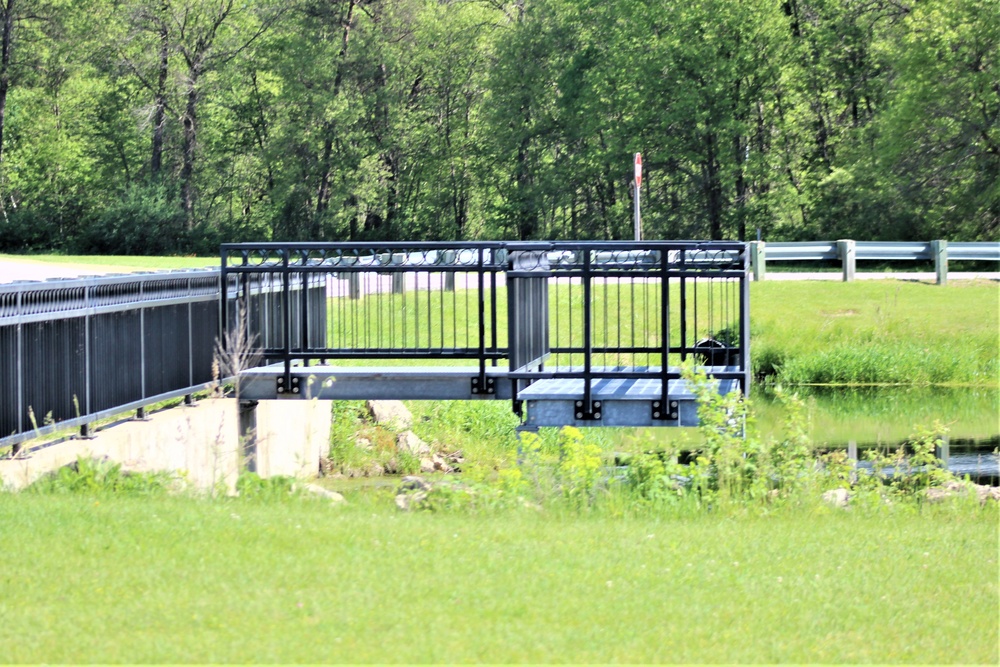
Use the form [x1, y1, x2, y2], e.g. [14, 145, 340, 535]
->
[751, 281, 999, 385]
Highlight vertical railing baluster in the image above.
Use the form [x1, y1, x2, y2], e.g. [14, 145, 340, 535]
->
[582, 249, 592, 415]
[679, 250, 687, 362]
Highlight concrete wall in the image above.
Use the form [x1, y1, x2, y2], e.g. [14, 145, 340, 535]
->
[0, 398, 331, 493]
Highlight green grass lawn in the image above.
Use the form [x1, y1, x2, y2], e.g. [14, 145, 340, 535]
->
[0, 495, 995, 663]
[323, 278, 999, 385]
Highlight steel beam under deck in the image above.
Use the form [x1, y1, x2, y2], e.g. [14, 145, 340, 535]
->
[238, 365, 513, 401]
[238, 364, 741, 430]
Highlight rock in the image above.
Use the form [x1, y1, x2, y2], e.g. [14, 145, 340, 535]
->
[395, 490, 428, 511]
[420, 457, 435, 473]
[396, 475, 432, 511]
[399, 475, 431, 492]
[363, 460, 385, 477]
[923, 486, 953, 503]
[355, 437, 373, 451]
[822, 488, 851, 508]
[921, 480, 1000, 505]
[432, 453, 453, 473]
[976, 484, 1000, 504]
[366, 400, 412, 430]
[397, 431, 431, 457]
[301, 483, 346, 503]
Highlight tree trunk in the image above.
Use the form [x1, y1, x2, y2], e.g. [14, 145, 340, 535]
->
[313, 0, 355, 227]
[0, 0, 16, 218]
[703, 131, 723, 240]
[734, 133, 746, 240]
[181, 68, 200, 230]
[151, 2, 169, 178]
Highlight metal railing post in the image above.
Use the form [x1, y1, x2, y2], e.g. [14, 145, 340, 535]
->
[740, 246, 752, 392]
[581, 250, 593, 417]
[838, 239, 856, 282]
[932, 239, 948, 286]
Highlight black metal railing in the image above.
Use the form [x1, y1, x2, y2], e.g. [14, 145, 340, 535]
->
[223, 241, 751, 414]
[504, 242, 750, 419]
[221, 243, 507, 394]
[0, 270, 223, 453]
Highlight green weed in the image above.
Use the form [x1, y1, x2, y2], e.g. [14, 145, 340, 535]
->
[26, 457, 178, 496]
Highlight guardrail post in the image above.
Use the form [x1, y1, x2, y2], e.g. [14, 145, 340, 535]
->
[443, 249, 456, 292]
[750, 241, 766, 282]
[932, 239, 948, 286]
[391, 253, 405, 294]
[347, 272, 361, 300]
[838, 239, 856, 282]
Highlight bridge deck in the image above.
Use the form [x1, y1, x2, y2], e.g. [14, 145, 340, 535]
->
[239, 364, 739, 428]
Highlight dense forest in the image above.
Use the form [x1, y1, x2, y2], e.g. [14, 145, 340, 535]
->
[0, 0, 996, 254]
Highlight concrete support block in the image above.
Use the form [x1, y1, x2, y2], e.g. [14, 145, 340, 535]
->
[239, 400, 259, 473]
[0, 398, 240, 494]
[932, 239, 948, 286]
[0, 398, 332, 492]
[253, 400, 332, 478]
[838, 239, 856, 282]
[750, 241, 766, 282]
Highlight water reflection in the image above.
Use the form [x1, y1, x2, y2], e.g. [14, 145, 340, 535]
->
[751, 385, 999, 482]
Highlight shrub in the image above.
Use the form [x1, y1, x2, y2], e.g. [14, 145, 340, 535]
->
[0, 208, 61, 252]
[77, 184, 184, 255]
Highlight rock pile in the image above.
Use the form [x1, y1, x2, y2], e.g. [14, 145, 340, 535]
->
[322, 400, 463, 478]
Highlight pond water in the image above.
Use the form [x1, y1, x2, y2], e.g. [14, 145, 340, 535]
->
[642, 386, 999, 482]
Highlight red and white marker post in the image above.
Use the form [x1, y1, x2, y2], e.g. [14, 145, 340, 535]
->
[633, 152, 642, 241]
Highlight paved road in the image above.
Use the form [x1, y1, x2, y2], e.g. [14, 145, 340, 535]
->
[0, 258, 107, 284]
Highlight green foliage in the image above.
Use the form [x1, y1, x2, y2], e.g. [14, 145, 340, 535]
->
[77, 184, 185, 255]
[0, 0, 994, 251]
[0, 208, 61, 252]
[235, 472, 299, 501]
[27, 456, 176, 496]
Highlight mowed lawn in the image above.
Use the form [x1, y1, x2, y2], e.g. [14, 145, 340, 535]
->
[0, 495, 996, 663]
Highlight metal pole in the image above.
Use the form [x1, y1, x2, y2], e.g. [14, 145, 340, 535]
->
[633, 182, 641, 241]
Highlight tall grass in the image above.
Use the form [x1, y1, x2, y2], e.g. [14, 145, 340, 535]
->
[750, 281, 999, 385]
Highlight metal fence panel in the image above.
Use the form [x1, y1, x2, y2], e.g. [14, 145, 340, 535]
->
[89, 310, 143, 413]
[0, 270, 228, 451]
